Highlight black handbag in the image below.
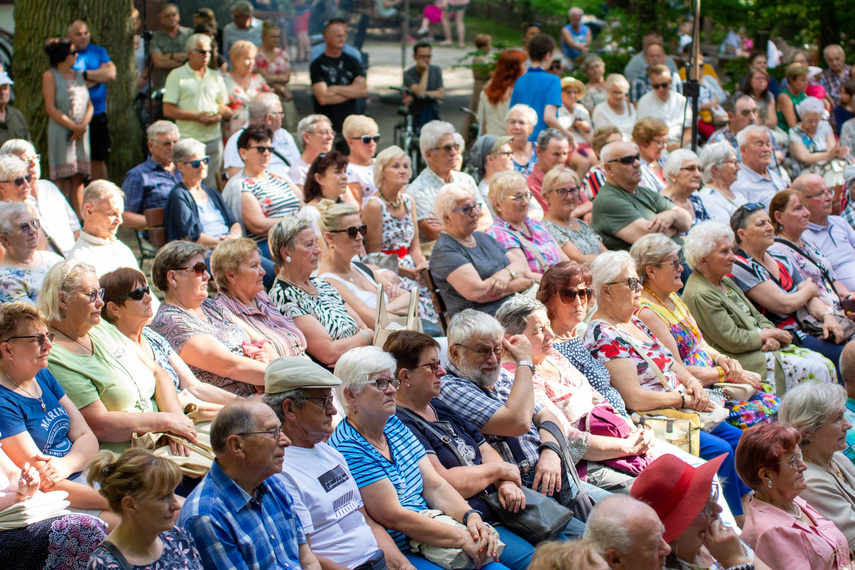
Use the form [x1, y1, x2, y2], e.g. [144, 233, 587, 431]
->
[396, 407, 575, 544]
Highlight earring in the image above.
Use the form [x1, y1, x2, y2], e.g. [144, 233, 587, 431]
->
[767, 480, 772, 488]
[286, 256, 292, 263]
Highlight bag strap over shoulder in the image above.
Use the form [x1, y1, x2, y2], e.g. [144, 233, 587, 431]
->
[96, 541, 134, 570]
[504, 226, 548, 272]
[773, 237, 842, 304]
[611, 325, 671, 389]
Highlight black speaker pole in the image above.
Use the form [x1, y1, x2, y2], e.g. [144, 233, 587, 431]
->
[684, 0, 701, 152]
[141, 0, 153, 130]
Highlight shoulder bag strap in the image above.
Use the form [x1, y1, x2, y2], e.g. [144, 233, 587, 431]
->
[611, 325, 672, 389]
[504, 226, 548, 271]
[395, 406, 471, 466]
[96, 541, 134, 570]
[537, 420, 587, 492]
[773, 237, 842, 303]
[272, 148, 292, 168]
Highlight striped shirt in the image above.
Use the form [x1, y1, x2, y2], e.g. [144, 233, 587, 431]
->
[215, 291, 309, 359]
[241, 174, 301, 243]
[328, 415, 427, 550]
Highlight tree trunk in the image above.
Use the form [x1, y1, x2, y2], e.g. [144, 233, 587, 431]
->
[12, 0, 141, 183]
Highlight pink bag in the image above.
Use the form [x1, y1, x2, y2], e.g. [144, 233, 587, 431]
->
[579, 405, 652, 476]
[424, 5, 442, 23]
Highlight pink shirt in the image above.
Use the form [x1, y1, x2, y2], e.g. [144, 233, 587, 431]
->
[742, 496, 851, 569]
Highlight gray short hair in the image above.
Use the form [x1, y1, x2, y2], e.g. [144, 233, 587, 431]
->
[584, 495, 647, 554]
[434, 183, 476, 221]
[698, 142, 737, 185]
[0, 201, 36, 235]
[736, 125, 769, 148]
[797, 96, 825, 118]
[506, 104, 537, 127]
[496, 296, 546, 336]
[210, 401, 258, 454]
[249, 92, 282, 122]
[232, 0, 253, 14]
[269, 216, 314, 264]
[150, 240, 207, 292]
[82, 180, 124, 209]
[374, 145, 410, 190]
[779, 381, 847, 444]
[172, 138, 206, 164]
[0, 155, 27, 181]
[536, 128, 568, 153]
[297, 115, 331, 151]
[683, 221, 734, 270]
[334, 346, 397, 415]
[488, 170, 527, 212]
[0, 139, 36, 158]
[630, 233, 681, 283]
[663, 149, 698, 183]
[447, 309, 504, 349]
[420, 120, 457, 160]
[146, 120, 179, 142]
[604, 73, 630, 93]
[590, 251, 635, 299]
[263, 389, 310, 423]
[185, 33, 211, 52]
[38, 259, 97, 322]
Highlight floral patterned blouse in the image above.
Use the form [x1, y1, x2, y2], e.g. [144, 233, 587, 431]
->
[769, 237, 842, 312]
[87, 527, 203, 570]
[223, 73, 271, 141]
[639, 293, 714, 367]
[583, 316, 680, 394]
[255, 47, 291, 77]
[542, 218, 603, 257]
[485, 217, 563, 274]
[512, 145, 538, 178]
[0, 251, 64, 305]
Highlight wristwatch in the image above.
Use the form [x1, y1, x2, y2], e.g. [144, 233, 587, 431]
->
[82, 70, 89, 81]
[517, 360, 536, 374]
[462, 509, 483, 526]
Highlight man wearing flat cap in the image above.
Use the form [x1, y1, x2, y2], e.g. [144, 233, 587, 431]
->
[470, 134, 521, 216]
[263, 357, 416, 570]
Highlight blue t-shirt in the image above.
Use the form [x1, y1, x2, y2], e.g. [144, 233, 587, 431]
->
[561, 23, 590, 60]
[509, 68, 562, 142]
[328, 415, 427, 550]
[72, 43, 111, 114]
[0, 369, 72, 458]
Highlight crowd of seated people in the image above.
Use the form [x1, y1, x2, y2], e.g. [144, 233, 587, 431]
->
[9, 9, 855, 567]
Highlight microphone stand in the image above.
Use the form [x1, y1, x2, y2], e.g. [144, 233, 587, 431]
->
[684, 0, 701, 152]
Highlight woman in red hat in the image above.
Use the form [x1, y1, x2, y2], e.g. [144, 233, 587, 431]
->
[631, 453, 761, 569]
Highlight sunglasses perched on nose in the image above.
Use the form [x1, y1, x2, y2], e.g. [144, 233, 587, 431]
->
[329, 224, 368, 239]
[176, 261, 208, 276]
[1, 175, 32, 187]
[608, 154, 640, 165]
[351, 135, 380, 145]
[558, 287, 593, 304]
[182, 157, 210, 169]
[651, 81, 671, 90]
[114, 286, 151, 301]
[452, 202, 483, 216]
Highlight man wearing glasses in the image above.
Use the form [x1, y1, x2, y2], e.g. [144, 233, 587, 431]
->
[636, 65, 692, 150]
[403, 42, 444, 133]
[591, 140, 691, 252]
[180, 399, 322, 570]
[630, 43, 681, 103]
[263, 357, 412, 570]
[163, 33, 232, 189]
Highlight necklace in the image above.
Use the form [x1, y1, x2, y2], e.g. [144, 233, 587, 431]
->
[51, 325, 93, 356]
[378, 186, 404, 209]
[642, 287, 704, 340]
[0, 363, 45, 412]
[790, 501, 803, 520]
[279, 275, 317, 296]
[643, 286, 672, 308]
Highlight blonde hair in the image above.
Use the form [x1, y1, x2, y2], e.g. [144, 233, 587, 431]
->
[528, 540, 606, 570]
[229, 39, 257, 62]
[342, 115, 378, 139]
[434, 183, 476, 221]
[488, 170, 527, 212]
[211, 238, 262, 291]
[37, 259, 97, 322]
[373, 145, 411, 189]
[604, 73, 630, 93]
[317, 200, 359, 238]
[542, 167, 580, 198]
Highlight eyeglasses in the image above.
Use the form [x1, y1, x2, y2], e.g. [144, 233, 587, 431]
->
[413, 360, 443, 374]
[551, 187, 580, 199]
[193, 49, 212, 55]
[651, 138, 668, 147]
[182, 156, 210, 168]
[250, 146, 274, 154]
[452, 202, 482, 216]
[493, 150, 514, 158]
[238, 426, 282, 439]
[702, 484, 721, 518]
[660, 259, 682, 271]
[507, 192, 530, 201]
[805, 189, 832, 199]
[82, 288, 106, 303]
[351, 135, 380, 145]
[17, 218, 40, 235]
[305, 395, 335, 408]
[311, 129, 335, 137]
[329, 224, 368, 239]
[780, 451, 804, 470]
[114, 286, 151, 301]
[608, 154, 640, 165]
[1, 175, 32, 187]
[456, 344, 505, 358]
[559, 287, 593, 304]
[606, 277, 641, 291]
[3, 332, 55, 346]
[154, 140, 176, 147]
[176, 261, 208, 276]
[651, 82, 671, 90]
[720, 159, 740, 166]
[23, 154, 40, 163]
[373, 376, 401, 391]
[430, 143, 460, 154]
[679, 165, 700, 172]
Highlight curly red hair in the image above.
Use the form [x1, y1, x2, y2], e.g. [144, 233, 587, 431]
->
[484, 50, 527, 106]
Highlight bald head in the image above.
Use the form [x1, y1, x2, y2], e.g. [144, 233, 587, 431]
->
[793, 173, 832, 222]
[841, 341, 855, 400]
[210, 399, 266, 454]
[585, 495, 669, 570]
[67, 20, 90, 51]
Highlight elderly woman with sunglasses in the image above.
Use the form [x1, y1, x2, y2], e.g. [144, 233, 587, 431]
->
[0, 155, 33, 204]
[344, 115, 380, 208]
[40, 260, 198, 455]
[100, 267, 237, 422]
[164, 138, 241, 247]
[632, 233, 780, 429]
[0, 202, 63, 305]
[736, 423, 852, 570]
[429, 183, 532, 318]
[728, 202, 845, 379]
[632, 117, 668, 194]
[485, 171, 568, 278]
[541, 167, 607, 265]
[151, 241, 275, 397]
[681, 221, 836, 393]
[329, 346, 510, 570]
[583, 250, 753, 521]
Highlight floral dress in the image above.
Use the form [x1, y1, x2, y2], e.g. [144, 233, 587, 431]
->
[223, 73, 271, 141]
[769, 237, 842, 312]
[365, 195, 438, 322]
[0, 252, 64, 305]
[512, 145, 538, 178]
[542, 218, 602, 257]
[87, 527, 203, 570]
[639, 294, 780, 429]
[255, 47, 291, 77]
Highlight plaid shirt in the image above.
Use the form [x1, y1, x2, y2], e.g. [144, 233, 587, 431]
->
[179, 461, 305, 570]
[485, 217, 563, 274]
[820, 66, 851, 104]
[121, 156, 182, 214]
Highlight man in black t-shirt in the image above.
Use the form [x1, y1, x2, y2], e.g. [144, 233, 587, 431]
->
[403, 42, 444, 132]
[310, 18, 366, 138]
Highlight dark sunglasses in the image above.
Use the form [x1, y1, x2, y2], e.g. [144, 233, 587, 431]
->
[329, 224, 368, 239]
[608, 154, 640, 165]
[651, 82, 671, 90]
[430, 143, 460, 154]
[452, 202, 482, 216]
[114, 286, 151, 301]
[250, 146, 275, 154]
[17, 218, 40, 235]
[3, 332, 55, 346]
[182, 156, 210, 168]
[176, 261, 208, 276]
[193, 49, 212, 55]
[352, 135, 380, 145]
[606, 277, 641, 291]
[1, 175, 32, 187]
[559, 287, 593, 304]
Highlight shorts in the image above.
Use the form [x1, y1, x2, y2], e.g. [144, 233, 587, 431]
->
[293, 10, 311, 34]
[89, 113, 110, 161]
[445, 3, 467, 13]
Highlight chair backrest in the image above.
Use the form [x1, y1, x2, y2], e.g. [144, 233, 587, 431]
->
[420, 267, 448, 334]
[135, 207, 168, 266]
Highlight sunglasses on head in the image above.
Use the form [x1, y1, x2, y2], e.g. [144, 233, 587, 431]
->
[559, 287, 593, 304]
[1, 175, 32, 187]
[739, 202, 766, 213]
[182, 156, 210, 169]
[176, 261, 208, 276]
[114, 285, 151, 302]
[329, 224, 368, 239]
[352, 135, 380, 145]
[608, 154, 640, 165]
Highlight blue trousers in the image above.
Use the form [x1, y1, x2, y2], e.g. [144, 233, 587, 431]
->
[701, 422, 751, 517]
[404, 552, 511, 570]
[800, 333, 843, 380]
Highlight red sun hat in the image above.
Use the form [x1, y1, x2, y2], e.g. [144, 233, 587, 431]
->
[630, 453, 727, 543]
